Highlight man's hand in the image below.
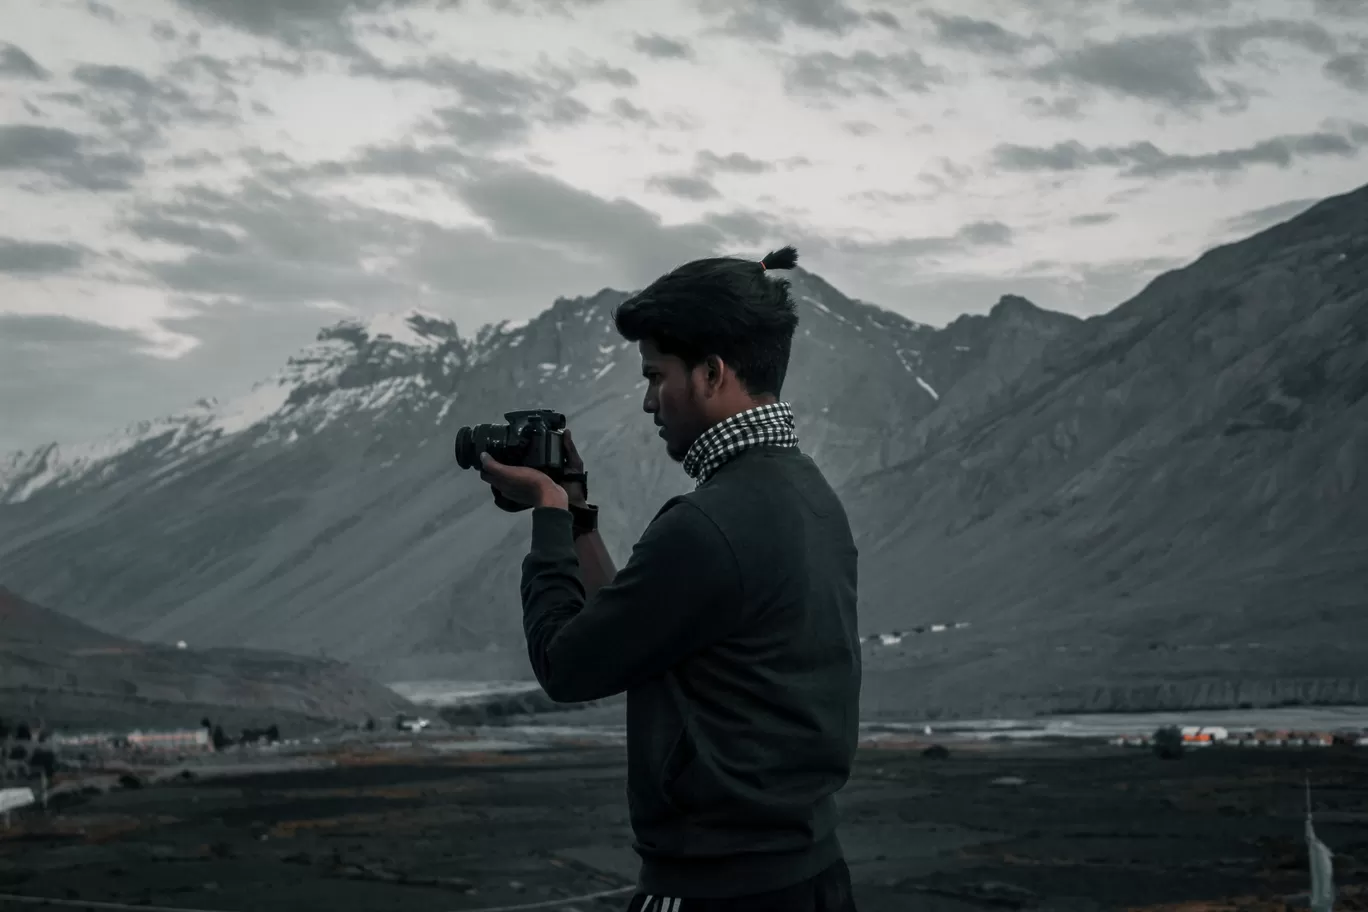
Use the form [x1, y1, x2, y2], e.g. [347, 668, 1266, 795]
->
[480, 454, 569, 511]
[558, 428, 589, 506]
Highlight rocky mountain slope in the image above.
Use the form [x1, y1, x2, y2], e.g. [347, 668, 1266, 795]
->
[847, 183, 1368, 717]
[1, 182, 1365, 717]
[0, 587, 415, 731]
[0, 267, 1027, 686]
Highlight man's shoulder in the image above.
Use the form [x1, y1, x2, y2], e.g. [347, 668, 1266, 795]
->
[648, 493, 725, 539]
[691, 448, 851, 526]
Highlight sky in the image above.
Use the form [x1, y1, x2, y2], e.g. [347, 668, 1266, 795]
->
[1, 0, 1366, 452]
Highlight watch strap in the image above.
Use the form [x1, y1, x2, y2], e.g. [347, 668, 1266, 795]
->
[568, 502, 598, 537]
[560, 469, 588, 498]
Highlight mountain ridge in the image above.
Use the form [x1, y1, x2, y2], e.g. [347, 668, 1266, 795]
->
[0, 585, 415, 732]
[2, 181, 1365, 718]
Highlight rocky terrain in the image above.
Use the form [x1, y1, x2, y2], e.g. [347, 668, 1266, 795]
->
[0, 587, 415, 732]
[0, 181, 1364, 718]
[0, 738, 1364, 912]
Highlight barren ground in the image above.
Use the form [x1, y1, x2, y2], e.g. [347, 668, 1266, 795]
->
[1, 739, 1365, 912]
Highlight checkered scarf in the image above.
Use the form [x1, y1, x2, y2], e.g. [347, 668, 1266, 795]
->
[681, 401, 799, 485]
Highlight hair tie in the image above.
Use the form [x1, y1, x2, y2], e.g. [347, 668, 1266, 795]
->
[759, 258, 767, 271]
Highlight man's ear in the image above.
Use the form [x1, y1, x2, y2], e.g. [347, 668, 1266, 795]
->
[701, 355, 726, 395]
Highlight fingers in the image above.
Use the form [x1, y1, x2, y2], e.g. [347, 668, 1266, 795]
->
[479, 453, 508, 483]
[561, 428, 585, 468]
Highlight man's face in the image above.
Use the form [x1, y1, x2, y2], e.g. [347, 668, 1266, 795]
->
[639, 339, 707, 463]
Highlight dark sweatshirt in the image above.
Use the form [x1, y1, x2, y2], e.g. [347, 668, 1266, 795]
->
[520, 444, 862, 899]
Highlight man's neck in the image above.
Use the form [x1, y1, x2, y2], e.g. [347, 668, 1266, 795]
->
[708, 396, 777, 426]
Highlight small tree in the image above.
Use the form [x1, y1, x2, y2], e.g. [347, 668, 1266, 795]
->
[266, 724, 280, 743]
[29, 748, 57, 778]
[0, 717, 9, 739]
[15, 722, 31, 741]
[211, 725, 230, 751]
[1152, 725, 1184, 760]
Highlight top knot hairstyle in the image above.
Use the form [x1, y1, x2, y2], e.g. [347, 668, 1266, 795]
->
[613, 246, 801, 396]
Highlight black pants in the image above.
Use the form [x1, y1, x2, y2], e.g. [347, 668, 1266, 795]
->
[625, 859, 856, 911]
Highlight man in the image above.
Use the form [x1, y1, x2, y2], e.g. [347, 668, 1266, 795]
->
[480, 246, 862, 911]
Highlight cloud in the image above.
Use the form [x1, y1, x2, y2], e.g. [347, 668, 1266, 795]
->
[1204, 20, 1334, 64]
[579, 61, 636, 87]
[992, 125, 1368, 177]
[695, 151, 774, 174]
[0, 42, 48, 79]
[485, 0, 609, 15]
[101, 147, 785, 346]
[85, 0, 120, 22]
[1314, 0, 1368, 16]
[833, 220, 1013, 260]
[170, 0, 413, 51]
[128, 180, 423, 307]
[1220, 197, 1317, 234]
[784, 49, 941, 99]
[69, 62, 239, 149]
[1125, 0, 1233, 15]
[1325, 52, 1368, 91]
[1024, 95, 1083, 119]
[126, 216, 244, 256]
[646, 173, 720, 200]
[432, 107, 535, 147]
[0, 239, 87, 274]
[609, 97, 655, 125]
[632, 33, 693, 60]
[72, 63, 164, 97]
[0, 124, 144, 190]
[866, 10, 900, 30]
[1030, 33, 1226, 109]
[958, 220, 1013, 245]
[1029, 22, 1346, 111]
[923, 12, 1046, 56]
[1070, 212, 1118, 226]
[0, 315, 160, 452]
[352, 53, 593, 147]
[0, 306, 325, 453]
[700, 0, 865, 41]
[453, 160, 726, 272]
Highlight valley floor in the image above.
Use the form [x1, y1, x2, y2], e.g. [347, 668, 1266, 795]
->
[1, 739, 1365, 912]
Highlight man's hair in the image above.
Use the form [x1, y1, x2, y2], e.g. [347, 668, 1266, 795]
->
[613, 246, 801, 396]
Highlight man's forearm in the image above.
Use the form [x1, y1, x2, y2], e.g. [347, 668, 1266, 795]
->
[573, 530, 616, 599]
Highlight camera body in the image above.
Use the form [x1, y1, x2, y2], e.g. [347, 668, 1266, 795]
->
[453, 408, 569, 481]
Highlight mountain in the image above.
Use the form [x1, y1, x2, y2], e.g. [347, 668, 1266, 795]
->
[0, 269, 1019, 684]
[1, 182, 1365, 717]
[846, 183, 1368, 716]
[0, 586, 415, 732]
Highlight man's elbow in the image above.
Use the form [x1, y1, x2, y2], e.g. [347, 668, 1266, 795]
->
[527, 629, 624, 704]
[537, 669, 614, 705]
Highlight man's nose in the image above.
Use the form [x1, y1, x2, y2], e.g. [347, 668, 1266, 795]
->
[642, 391, 656, 413]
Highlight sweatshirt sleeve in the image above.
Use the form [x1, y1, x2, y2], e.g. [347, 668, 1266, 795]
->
[520, 501, 743, 703]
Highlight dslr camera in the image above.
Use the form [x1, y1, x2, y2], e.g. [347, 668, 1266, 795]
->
[453, 408, 570, 481]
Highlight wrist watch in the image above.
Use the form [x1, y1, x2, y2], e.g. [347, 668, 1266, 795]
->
[568, 502, 598, 538]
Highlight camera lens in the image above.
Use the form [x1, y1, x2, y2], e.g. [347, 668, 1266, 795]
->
[453, 426, 478, 469]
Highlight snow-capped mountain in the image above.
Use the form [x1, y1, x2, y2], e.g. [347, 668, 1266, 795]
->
[0, 269, 1019, 682]
[3, 183, 1367, 719]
